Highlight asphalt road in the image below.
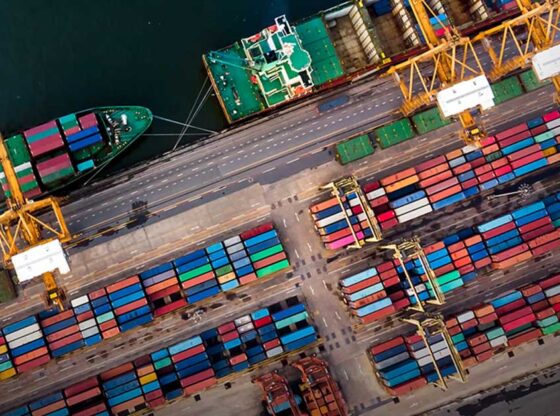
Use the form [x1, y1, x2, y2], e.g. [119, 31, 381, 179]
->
[58, 40, 534, 249]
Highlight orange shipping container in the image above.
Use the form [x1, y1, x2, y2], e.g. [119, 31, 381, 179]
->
[419, 170, 453, 189]
[13, 347, 49, 366]
[474, 304, 495, 318]
[106, 276, 140, 293]
[114, 298, 149, 316]
[428, 184, 463, 203]
[253, 252, 287, 270]
[145, 278, 178, 295]
[417, 163, 449, 180]
[380, 167, 416, 186]
[385, 174, 419, 193]
[310, 197, 340, 214]
[181, 271, 216, 290]
[101, 327, 121, 340]
[446, 149, 463, 160]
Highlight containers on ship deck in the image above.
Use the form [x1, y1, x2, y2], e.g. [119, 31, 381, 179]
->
[312, 108, 560, 251]
[0, 134, 41, 199]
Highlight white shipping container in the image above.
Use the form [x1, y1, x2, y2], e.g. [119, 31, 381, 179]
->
[412, 347, 430, 360]
[78, 319, 97, 332]
[546, 117, 560, 130]
[366, 188, 386, 201]
[237, 322, 255, 334]
[430, 340, 448, 353]
[457, 310, 475, 324]
[234, 315, 251, 326]
[417, 355, 433, 367]
[226, 242, 244, 255]
[376, 351, 410, 369]
[357, 212, 367, 222]
[544, 284, 560, 298]
[4, 323, 41, 343]
[71, 295, 89, 308]
[316, 212, 346, 228]
[349, 197, 361, 207]
[224, 235, 241, 247]
[81, 326, 100, 338]
[8, 330, 43, 349]
[397, 204, 433, 224]
[489, 335, 508, 348]
[394, 198, 430, 217]
[433, 348, 451, 360]
[266, 346, 284, 358]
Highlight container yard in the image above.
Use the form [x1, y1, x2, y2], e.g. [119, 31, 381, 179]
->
[2, 1, 560, 416]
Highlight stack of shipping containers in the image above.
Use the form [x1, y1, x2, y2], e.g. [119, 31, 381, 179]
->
[2, 316, 50, 373]
[311, 109, 560, 250]
[339, 193, 560, 325]
[2, 301, 318, 415]
[0, 331, 16, 381]
[0, 223, 290, 382]
[38, 309, 85, 358]
[368, 273, 560, 396]
[0, 134, 42, 199]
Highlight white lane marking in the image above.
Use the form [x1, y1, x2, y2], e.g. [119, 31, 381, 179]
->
[307, 242, 313, 252]
[322, 317, 329, 328]
[283, 218, 288, 228]
[294, 249, 300, 259]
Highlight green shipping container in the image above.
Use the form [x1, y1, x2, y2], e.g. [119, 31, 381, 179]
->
[451, 333, 465, 344]
[41, 167, 75, 185]
[250, 244, 284, 262]
[274, 311, 309, 329]
[439, 278, 464, 294]
[20, 180, 39, 193]
[375, 118, 415, 149]
[335, 134, 375, 165]
[485, 327, 505, 340]
[179, 264, 213, 282]
[520, 69, 549, 92]
[491, 76, 524, 105]
[436, 270, 461, 286]
[214, 264, 233, 277]
[0, 270, 16, 304]
[412, 107, 451, 135]
[537, 315, 559, 328]
[5, 134, 31, 166]
[542, 322, 560, 335]
[485, 151, 503, 162]
[554, 219, 560, 228]
[154, 357, 172, 370]
[256, 259, 290, 278]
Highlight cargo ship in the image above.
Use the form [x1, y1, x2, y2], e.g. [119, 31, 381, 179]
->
[203, 0, 524, 124]
[0, 106, 153, 199]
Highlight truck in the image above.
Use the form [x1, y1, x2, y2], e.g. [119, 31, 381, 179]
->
[318, 95, 350, 113]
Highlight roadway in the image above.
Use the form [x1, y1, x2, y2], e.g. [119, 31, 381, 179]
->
[58, 40, 534, 248]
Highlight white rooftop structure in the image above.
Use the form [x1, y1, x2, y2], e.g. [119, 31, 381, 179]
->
[11, 240, 69, 283]
[532, 43, 560, 81]
[437, 75, 495, 118]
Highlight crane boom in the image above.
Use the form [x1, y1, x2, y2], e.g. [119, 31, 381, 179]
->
[0, 133, 71, 309]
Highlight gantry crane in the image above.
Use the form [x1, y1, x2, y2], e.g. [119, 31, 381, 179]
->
[473, 0, 560, 103]
[387, 0, 489, 146]
[0, 133, 72, 309]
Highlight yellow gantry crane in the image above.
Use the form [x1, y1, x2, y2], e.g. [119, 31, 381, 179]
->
[473, 0, 560, 103]
[0, 133, 72, 309]
[387, 0, 489, 146]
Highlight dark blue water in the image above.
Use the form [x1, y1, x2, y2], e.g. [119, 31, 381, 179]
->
[0, 0, 342, 168]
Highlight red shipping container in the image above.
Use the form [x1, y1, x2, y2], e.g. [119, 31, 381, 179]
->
[472, 341, 491, 355]
[239, 273, 258, 285]
[147, 397, 166, 409]
[380, 168, 416, 186]
[536, 308, 555, 320]
[447, 241, 465, 253]
[459, 348, 472, 360]
[76, 311, 94, 323]
[172, 344, 206, 364]
[451, 248, 469, 261]
[519, 216, 552, 234]
[106, 276, 140, 293]
[473, 257, 492, 269]
[543, 110, 560, 122]
[446, 149, 463, 160]
[429, 185, 463, 203]
[153, 299, 187, 317]
[379, 268, 398, 281]
[531, 238, 560, 256]
[482, 143, 500, 155]
[470, 157, 487, 169]
[434, 263, 456, 277]
[49, 332, 83, 351]
[74, 403, 108, 416]
[495, 123, 528, 141]
[240, 222, 274, 240]
[511, 151, 544, 169]
[389, 290, 406, 302]
[461, 178, 479, 191]
[415, 156, 447, 174]
[522, 223, 556, 242]
[36, 153, 72, 177]
[16, 354, 51, 373]
[550, 295, 560, 305]
[520, 284, 542, 297]
[370, 195, 389, 208]
[478, 312, 498, 325]
[377, 261, 396, 273]
[13, 347, 49, 366]
[452, 163, 472, 175]
[445, 317, 458, 328]
[24, 120, 57, 137]
[145, 278, 178, 295]
[342, 276, 381, 294]
[539, 274, 560, 290]
[454, 256, 471, 269]
[507, 144, 542, 162]
[508, 328, 542, 347]
[263, 338, 280, 350]
[361, 305, 397, 324]
[424, 241, 446, 254]
[458, 264, 475, 275]
[476, 350, 494, 363]
[28, 135, 64, 157]
[100, 362, 134, 381]
[363, 180, 381, 193]
[481, 136, 496, 146]
[528, 230, 560, 249]
[406, 334, 422, 345]
[370, 336, 405, 355]
[145, 389, 163, 401]
[474, 163, 493, 176]
[474, 305, 494, 317]
[495, 298, 527, 316]
[448, 325, 462, 336]
[114, 298, 148, 316]
[478, 171, 496, 184]
[149, 285, 182, 302]
[40, 309, 74, 327]
[492, 251, 533, 269]
[217, 321, 235, 335]
[425, 177, 458, 195]
[491, 243, 529, 263]
[182, 376, 217, 395]
[499, 306, 533, 325]
[46, 324, 80, 342]
[418, 169, 453, 188]
[482, 221, 516, 240]
[494, 165, 513, 177]
[490, 157, 509, 169]
[99, 319, 117, 332]
[65, 387, 102, 407]
[254, 316, 272, 328]
[460, 318, 478, 330]
[65, 376, 99, 397]
[88, 288, 106, 300]
[378, 210, 396, 222]
[502, 313, 536, 332]
[388, 377, 427, 396]
[530, 124, 548, 136]
[220, 330, 239, 343]
[351, 205, 363, 215]
[350, 291, 388, 309]
[383, 276, 401, 289]
[467, 334, 487, 347]
[381, 218, 399, 230]
[181, 271, 216, 290]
